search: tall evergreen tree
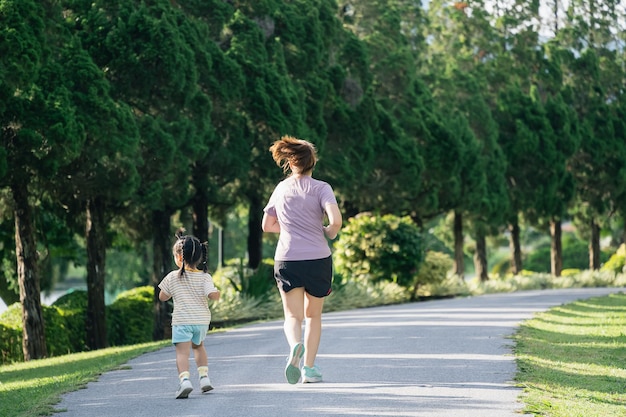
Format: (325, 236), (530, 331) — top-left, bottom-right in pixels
(53, 42), (141, 349)
(423, 0), (508, 279)
(494, 85), (557, 274)
(1, 0), (84, 359)
(560, 0), (626, 268)
(224, 5), (309, 269)
(67, 0), (215, 339)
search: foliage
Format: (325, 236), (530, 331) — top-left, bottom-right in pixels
(334, 214), (424, 288)
(413, 251), (454, 297)
(324, 278), (410, 312)
(52, 291), (88, 352)
(107, 286), (154, 346)
(601, 244), (626, 274)
(213, 258), (277, 300)
(41, 305), (73, 357)
(495, 232), (612, 274)
(0, 316), (21, 364)
(0, 303), (74, 363)
(417, 274), (471, 299)
(210, 261), (282, 325)
(209, 291), (282, 326)
(467, 270), (626, 296)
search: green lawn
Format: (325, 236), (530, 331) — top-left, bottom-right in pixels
(0, 341), (168, 417)
(515, 292), (626, 416)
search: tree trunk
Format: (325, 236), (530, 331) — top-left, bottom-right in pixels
(247, 194), (263, 269)
(473, 229), (489, 282)
(453, 211), (464, 278)
(12, 183), (48, 360)
(509, 219), (523, 275)
(550, 218), (563, 277)
(589, 219), (601, 270)
(85, 197), (108, 350)
(192, 168), (210, 244)
(152, 210), (173, 341)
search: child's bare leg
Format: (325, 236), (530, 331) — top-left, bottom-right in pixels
(175, 341), (191, 375)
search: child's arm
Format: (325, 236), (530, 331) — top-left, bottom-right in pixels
(206, 276), (220, 301)
(158, 289), (171, 302)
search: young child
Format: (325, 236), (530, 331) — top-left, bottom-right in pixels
(158, 229), (221, 399)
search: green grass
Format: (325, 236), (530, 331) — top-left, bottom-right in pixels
(515, 292), (626, 416)
(0, 341), (168, 417)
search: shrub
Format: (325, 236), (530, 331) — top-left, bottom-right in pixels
(0, 305), (22, 364)
(107, 286), (154, 346)
(0, 303), (73, 363)
(561, 268), (581, 276)
(213, 258), (276, 300)
(412, 251), (454, 297)
(324, 279), (409, 312)
(601, 244), (626, 274)
(42, 305), (72, 356)
(52, 290), (88, 352)
(334, 213), (424, 288)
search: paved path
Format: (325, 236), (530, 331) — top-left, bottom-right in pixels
(54, 287), (622, 417)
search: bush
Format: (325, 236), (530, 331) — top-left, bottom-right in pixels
(42, 305), (73, 356)
(107, 286), (154, 346)
(213, 258), (276, 300)
(334, 213), (424, 288)
(52, 291), (88, 352)
(0, 305), (22, 364)
(413, 251), (454, 297)
(0, 303), (73, 363)
(601, 244), (626, 274)
(324, 279), (410, 312)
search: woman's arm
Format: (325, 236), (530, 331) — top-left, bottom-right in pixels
(262, 212), (281, 233)
(324, 203), (342, 240)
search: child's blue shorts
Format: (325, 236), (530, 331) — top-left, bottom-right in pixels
(172, 324), (209, 345)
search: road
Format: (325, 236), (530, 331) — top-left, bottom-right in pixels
(54, 287), (622, 417)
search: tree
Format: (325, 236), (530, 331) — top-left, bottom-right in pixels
(542, 91), (580, 276)
(224, 5), (312, 269)
(53, 42), (141, 350)
(559, 0), (626, 268)
(422, 0), (508, 279)
(67, 0), (214, 339)
(1, 0), (85, 359)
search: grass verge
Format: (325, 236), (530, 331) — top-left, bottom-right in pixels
(515, 292), (626, 416)
(0, 341), (169, 417)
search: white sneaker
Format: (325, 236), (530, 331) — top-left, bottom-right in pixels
(200, 376), (213, 392)
(175, 379), (193, 399)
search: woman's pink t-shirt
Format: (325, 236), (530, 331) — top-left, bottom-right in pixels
(264, 175), (337, 261)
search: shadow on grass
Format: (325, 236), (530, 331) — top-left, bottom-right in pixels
(516, 293), (626, 406)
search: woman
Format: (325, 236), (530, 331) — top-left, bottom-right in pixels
(262, 135), (342, 384)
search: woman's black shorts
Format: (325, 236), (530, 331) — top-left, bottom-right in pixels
(273, 256), (333, 298)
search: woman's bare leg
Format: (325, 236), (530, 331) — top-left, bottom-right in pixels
(303, 293), (324, 368)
